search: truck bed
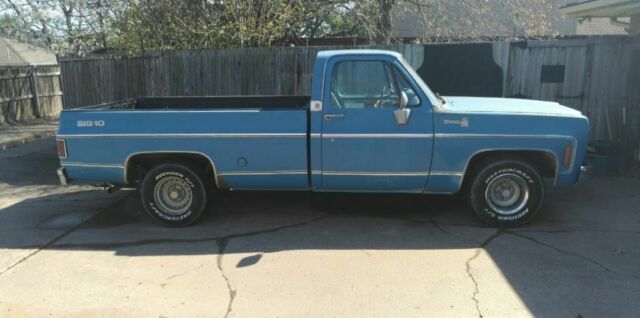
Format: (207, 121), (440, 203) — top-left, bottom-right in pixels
(58, 95), (312, 189)
(83, 96), (310, 110)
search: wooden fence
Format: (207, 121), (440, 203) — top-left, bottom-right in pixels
(505, 36), (640, 148)
(58, 37), (640, 161)
(0, 65), (63, 125)
(58, 45), (426, 108)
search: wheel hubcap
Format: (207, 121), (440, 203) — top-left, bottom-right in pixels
(153, 176), (193, 215)
(485, 173), (529, 215)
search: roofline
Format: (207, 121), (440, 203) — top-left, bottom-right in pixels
(560, 0), (640, 17)
(0, 38), (29, 65)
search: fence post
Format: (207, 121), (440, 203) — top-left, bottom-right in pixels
(28, 66), (41, 118)
(56, 62), (66, 110)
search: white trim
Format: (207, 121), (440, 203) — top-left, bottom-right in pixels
(322, 171), (428, 177)
(322, 134), (432, 139)
(459, 148), (562, 189)
(123, 151), (219, 187)
(66, 109), (262, 113)
(217, 170), (307, 176)
(434, 109), (587, 119)
(434, 133), (577, 174)
(434, 133), (575, 140)
(429, 171), (464, 177)
(57, 133), (306, 139)
(61, 162), (124, 169)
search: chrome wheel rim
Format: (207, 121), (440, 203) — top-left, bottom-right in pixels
(153, 176), (193, 215)
(485, 173), (529, 215)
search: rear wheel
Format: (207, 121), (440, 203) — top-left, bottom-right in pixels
(140, 163), (208, 227)
(468, 159), (544, 227)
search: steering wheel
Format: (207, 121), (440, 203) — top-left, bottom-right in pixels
(375, 86), (395, 108)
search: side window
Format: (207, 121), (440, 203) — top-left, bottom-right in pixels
(392, 67), (421, 107)
(331, 61), (399, 109)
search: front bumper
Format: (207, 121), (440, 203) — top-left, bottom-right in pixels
(57, 167), (69, 186)
(578, 164), (593, 184)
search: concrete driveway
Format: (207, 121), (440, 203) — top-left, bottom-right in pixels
(0, 138), (638, 317)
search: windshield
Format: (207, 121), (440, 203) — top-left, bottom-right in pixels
(399, 57), (442, 108)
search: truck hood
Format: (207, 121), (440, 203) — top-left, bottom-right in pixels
(441, 96), (584, 118)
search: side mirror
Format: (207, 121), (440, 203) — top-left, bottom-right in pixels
(399, 91), (409, 109)
(394, 91), (411, 125)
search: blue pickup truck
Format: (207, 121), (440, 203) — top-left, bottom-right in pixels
(56, 50), (590, 227)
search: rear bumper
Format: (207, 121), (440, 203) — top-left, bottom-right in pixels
(578, 164), (593, 184)
(57, 167), (69, 186)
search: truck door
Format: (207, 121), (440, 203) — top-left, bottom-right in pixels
(320, 55), (433, 192)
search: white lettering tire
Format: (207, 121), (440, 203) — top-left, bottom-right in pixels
(468, 159), (544, 227)
(140, 163), (207, 227)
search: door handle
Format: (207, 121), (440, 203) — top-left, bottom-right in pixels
(324, 114), (345, 120)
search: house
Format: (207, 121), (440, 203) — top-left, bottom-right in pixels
(560, 0), (640, 35)
(0, 38), (61, 123)
(391, 0), (629, 39)
(0, 37), (57, 66)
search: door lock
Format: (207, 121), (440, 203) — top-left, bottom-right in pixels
(324, 114), (345, 120)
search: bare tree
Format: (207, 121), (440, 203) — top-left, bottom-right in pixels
(0, 0), (118, 54)
(400, 0), (554, 42)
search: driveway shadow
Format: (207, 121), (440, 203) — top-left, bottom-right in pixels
(0, 138), (61, 187)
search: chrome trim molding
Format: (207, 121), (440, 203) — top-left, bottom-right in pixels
(67, 109), (262, 113)
(61, 162), (124, 168)
(435, 110), (587, 119)
(57, 133), (306, 139)
(310, 133), (321, 138)
(429, 171), (464, 177)
(434, 133), (574, 141)
(123, 151), (219, 187)
(322, 171), (428, 176)
(322, 134), (432, 139)
(314, 188), (426, 194)
(217, 170), (307, 176)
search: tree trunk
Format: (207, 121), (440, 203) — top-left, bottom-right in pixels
(375, 0), (395, 44)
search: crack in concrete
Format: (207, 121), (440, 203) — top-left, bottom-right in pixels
(217, 238), (236, 318)
(464, 230), (503, 318)
(0, 196), (128, 276)
(165, 263), (205, 281)
(506, 231), (640, 282)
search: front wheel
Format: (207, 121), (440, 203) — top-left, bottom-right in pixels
(468, 159), (544, 227)
(140, 163), (208, 227)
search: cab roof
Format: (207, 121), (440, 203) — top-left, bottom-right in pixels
(316, 49), (403, 60)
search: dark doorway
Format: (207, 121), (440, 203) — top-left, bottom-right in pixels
(416, 43), (504, 97)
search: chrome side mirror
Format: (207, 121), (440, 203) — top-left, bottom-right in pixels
(394, 91), (411, 125)
(394, 108), (411, 125)
(399, 91), (409, 109)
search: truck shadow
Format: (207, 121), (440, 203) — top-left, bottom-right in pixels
(0, 180), (638, 317)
